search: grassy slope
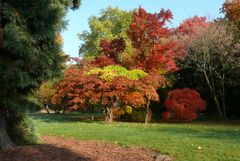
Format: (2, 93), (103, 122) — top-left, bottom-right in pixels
(31, 113), (240, 161)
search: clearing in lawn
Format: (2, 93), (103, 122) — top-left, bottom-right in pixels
(29, 113), (240, 161)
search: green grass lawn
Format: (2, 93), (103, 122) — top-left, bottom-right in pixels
(31, 113), (240, 161)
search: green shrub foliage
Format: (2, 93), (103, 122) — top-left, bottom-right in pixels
(6, 113), (39, 145)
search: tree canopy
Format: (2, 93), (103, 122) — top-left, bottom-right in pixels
(79, 7), (133, 58)
(54, 7), (183, 123)
(0, 0), (80, 151)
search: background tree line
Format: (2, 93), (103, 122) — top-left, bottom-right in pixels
(43, 1), (240, 122)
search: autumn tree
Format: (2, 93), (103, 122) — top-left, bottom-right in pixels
(222, 0), (240, 53)
(36, 81), (56, 113)
(74, 7), (181, 124)
(0, 0), (80, 150)
(80, 7), (181, 73)
(175, 16), (211, 39)
(183, 21), (240, 118)
(53, 63), (164, 123)
(125, 8), (183, 122)
(127, 7), (180, 72)
(223, 0), (240, 25)
(171, 15), (210, 113)
(162, 88), (205, 122)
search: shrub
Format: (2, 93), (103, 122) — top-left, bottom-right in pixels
(112, 108), (125, 118)
(131, 108), (149, 122)
(7, 112), (39, 145)
(124, 106), (133, 114)
(162, 88), (205, 122)
(131, 110), (145, 122)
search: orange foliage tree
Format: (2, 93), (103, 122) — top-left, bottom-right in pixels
(53, 7), (184, 124)
(223, 0), (240, 24)
(53, 63), (164, 123)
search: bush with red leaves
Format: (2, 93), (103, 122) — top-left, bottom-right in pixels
(162, 88), (205, 122)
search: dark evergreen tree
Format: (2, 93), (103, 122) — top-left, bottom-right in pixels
(0, 0), (80, 150)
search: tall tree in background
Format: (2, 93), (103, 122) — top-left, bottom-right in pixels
(183, 22), (240, 118)
(127, 7), (181, 72)
(79, 7), (181, 72)
(0, 0), (80, 151)
(79, 7), (133, 58)
(126, 8), (182, 122)
(223, 0), (240, 25)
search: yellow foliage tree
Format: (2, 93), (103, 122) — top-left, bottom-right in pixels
(223, 0), (240, 23)
(36, 81), (56, 105)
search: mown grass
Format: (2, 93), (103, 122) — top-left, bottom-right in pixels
(31, 113), (240, 161)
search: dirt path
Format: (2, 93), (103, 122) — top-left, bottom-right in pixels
(0, 136), (171, 161)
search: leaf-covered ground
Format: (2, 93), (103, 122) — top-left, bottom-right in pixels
(0, 136), (160, 161)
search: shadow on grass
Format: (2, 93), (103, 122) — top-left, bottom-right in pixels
(0, 143), (91, 161)
(30, 113), (105, 123)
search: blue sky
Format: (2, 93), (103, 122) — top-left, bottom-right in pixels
(62, 0), (225, 58)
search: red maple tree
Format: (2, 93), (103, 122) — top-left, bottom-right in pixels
(162, 88), (206, 122)
(100, 38), (126, 59)
(174, 15), (211, 58)
(176, 16), (211, 37)
(89, 38), (126, 68)
(127, 7), (179, 72)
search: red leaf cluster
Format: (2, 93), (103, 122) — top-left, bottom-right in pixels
(100, 38), (126, 59)
(176, 16), (211, 37)
(128, 7), (172, 49)
(162, 88), (206, 122)
(91, 55), (116, 68)
(90, 38), (126, 67)
(173, 16), (211, 59)
(127, 7), (178, 72)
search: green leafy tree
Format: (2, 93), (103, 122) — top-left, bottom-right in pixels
(0, 0), (80, 150)
(79, 7), (134, 59)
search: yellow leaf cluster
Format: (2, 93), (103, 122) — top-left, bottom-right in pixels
(224, 0), (240, 23)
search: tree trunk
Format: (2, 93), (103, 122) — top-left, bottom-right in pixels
(145, 107), (149, 124)
(62, 106), (66, 114)
(46, 108), (50, 114)
(203, 71), (224, 117)
(0, 107), (15, 151)
(45, 105), (50, 114)
(91, 106), (94, 121)
(221, 76), (226, 118)
(105, 107), (113, 123)
(145, 95), (151, 124)
(91, 114), (94, 121)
